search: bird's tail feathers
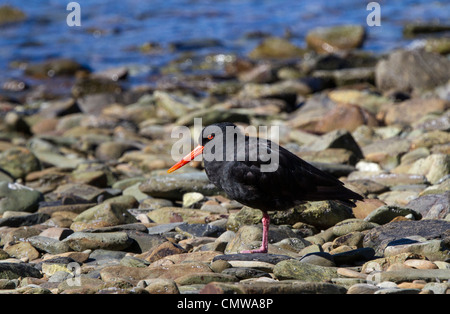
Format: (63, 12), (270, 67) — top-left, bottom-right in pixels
(315, 185), (363, 208)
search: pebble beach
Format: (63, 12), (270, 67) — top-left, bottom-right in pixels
(0, 2), (449, 295)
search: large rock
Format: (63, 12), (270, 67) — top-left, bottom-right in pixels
(363, 220), (450, 255)
(332, 219), (379, 237)
(384, 98), (449, 126)
(139, 172), (221, 200)
(403, 23), (450, 37)
(125, 231), (168, 254)
(0, 5), (26, 25)
(347, 172), (427, 187)
(273, 259), (339, 282)
(99, 262), (212, 283)
(293, 201), (355, 230)
(226, 207), (263, 232)
(363, 205), (422, 225)
(63, 232), (133, 251)
(70, 199), (137, 231)
(71, 77), (120, 98)
(411, 130), (450, 150)
(0, 263), (42, 280)
(306, 25), (365, 53)
(4, 242), (40, 261)
(27, 236), (71, 254)
(327, 89), (389, 115)
(248, 37), (305, 59)
(25, 58), (88, 78)
(154, 90), (200, 119)
(362, 137), (411, 167)
(288, 93), (336, 131)
(313, 103), (377, 133)
(147, 207), (212, 224)
(224, 225), (305, 254)
(379, 269), (450, 283)
(304, 129), (363, 159)
(375, 49), (450, 92)
(175, 272), (238, 286)
(313, 67), (375, 87)
(238, 79), (318, 100)
(138, 278), (180, 294)
(51, 183), (107, 203)
(407, 154), (450, 184)
(0, 147), (40, 179)
(202, 280), (347, 294)
(0, 212), (49, 227)
(383, 239), (449, 261)
(0, 182), (44, 214)
(406, 192), (450, 220)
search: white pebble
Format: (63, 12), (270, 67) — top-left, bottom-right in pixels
(377, 281), (398, 289)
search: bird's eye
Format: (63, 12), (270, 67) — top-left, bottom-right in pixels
(207, 134), (214, 140)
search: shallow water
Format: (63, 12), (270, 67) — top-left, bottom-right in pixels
(1, 0), (448, 83)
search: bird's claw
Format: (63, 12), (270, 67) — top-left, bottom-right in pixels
(240, 248), (268, 254)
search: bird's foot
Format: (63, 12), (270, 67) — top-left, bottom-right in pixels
(240, 247), (267, 254)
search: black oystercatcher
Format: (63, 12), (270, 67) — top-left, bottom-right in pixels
(168, 122), (363, 253)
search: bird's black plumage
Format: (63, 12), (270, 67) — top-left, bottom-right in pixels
(200, 122), (363, 212)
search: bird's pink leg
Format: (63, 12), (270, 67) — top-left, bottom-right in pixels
(241, 212), (270, 254)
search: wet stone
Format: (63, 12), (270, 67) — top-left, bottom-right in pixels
(174, 272), (238, 286)
(273, 259), (339, 282)
(124, 230), (167, 253)
(4, 242), (40, 261)
(63, 232), (133, 252)
(146, 207), (213, 224)
(306, 24), (366, 53)
(136, 241), (185, 263)
(139, 173), (222, 200)
(299, 252), (336, 267)
(27, 236), (71, 254)
(363, 220), (450, 256)
(88, 249), (127, 264)
(363, 205), (422, 225)
(331, 247), (376, 266)
(0, 182), (44, 214)
(375, 49), (450, 92)
(347, 283), (380, 294)
(0, 212), (50, 227)
(379, 269), (450, 283)
(137, 278), (179, 294)
(0, 5), (26, 25)
(70, 202), (137, 231)
(0, 263), (42, 280)
(406, 192), (450, 220)
(0, 147), (40, 179)
(248, 37), (306, 59)
(51, 183), (108, 203)
(332, 219), (379, 237)
(222, 267), (271, 280)
(147, 222), (186, 235)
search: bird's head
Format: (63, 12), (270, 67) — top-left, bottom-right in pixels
(167, 122), (240, 173)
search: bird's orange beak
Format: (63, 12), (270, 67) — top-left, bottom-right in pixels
(167, 144), (204, 173)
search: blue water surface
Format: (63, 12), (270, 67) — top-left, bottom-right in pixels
(0, 0), (449, 82)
